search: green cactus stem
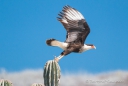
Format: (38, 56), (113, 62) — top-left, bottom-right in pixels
(43, 60), (61, 86)
(0, 79), (13, 86)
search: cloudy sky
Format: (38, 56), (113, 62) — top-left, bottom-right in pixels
(0, 0), (128, 73)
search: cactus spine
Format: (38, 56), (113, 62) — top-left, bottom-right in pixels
(43, 60), (61, 86)
(0, 79), (13, 86)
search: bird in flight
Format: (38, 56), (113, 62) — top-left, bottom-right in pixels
(46, 5), (96, 62)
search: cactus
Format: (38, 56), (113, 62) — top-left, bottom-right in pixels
(43, 60), (61, 86)
(0, 79), (13, 86)
(31, 83), (44, 86)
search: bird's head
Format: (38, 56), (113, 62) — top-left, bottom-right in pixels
(86, 44), (96, 50)
(81, 44), (96, 53)
(91, 45), (96, 49)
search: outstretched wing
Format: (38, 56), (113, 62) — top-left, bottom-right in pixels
(57, 5), (90, 45)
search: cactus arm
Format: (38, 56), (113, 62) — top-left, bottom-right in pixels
(43, 60), (61, 86)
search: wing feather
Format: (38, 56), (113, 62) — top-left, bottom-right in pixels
(57, 5), (90, 44)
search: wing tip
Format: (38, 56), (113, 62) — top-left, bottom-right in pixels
(62, 5), (84, 20)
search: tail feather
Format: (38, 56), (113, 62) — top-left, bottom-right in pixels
(46, 39), (56, 46)
(46, 39), (68, 50)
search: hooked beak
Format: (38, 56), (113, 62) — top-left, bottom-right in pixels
(92, 45), (96, 49)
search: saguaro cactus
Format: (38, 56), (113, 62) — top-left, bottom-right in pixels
(0, 79), (13, 86)
(43, 60), (61, 86)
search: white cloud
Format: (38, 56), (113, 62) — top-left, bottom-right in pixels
(0, 69), (128, 86)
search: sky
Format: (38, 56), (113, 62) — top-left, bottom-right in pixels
(0, 0), (128, 73)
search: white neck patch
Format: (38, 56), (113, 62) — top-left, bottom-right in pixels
(79, 44), (92, 53)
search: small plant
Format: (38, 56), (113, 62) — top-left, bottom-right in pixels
(43, 60), (61, 86)
(0, 79), (13, 86)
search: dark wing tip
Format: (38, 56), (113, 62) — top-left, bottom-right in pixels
(57, 17), (61, 20)
(57, 11), (64, 20)
(63, 5), (72, 10)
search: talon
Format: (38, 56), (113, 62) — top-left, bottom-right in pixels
(54, 57), (59, 62)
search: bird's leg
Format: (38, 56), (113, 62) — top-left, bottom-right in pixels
(54, 55), (64, 62)
(54, 50), (72, 62)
